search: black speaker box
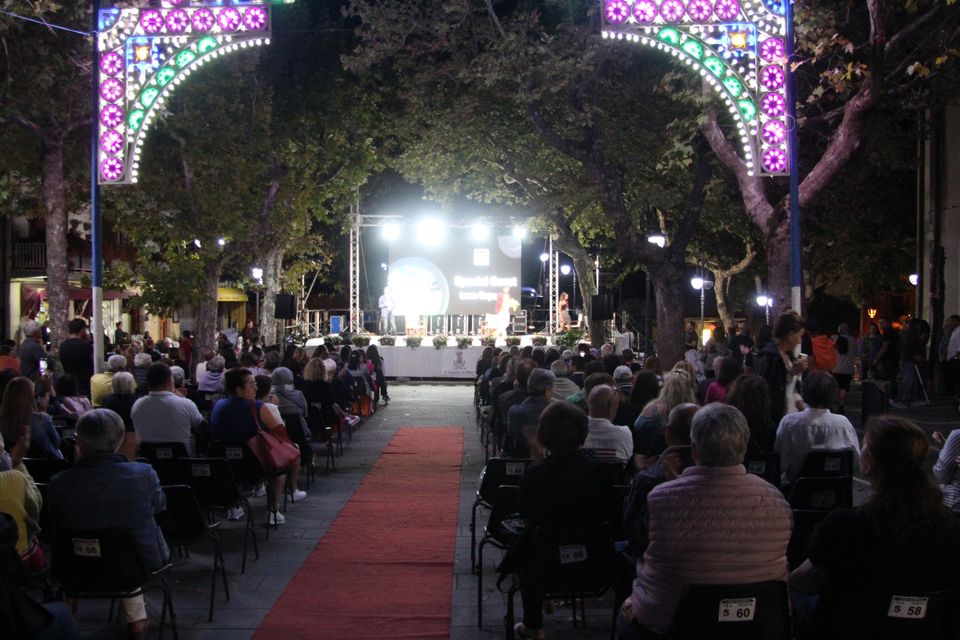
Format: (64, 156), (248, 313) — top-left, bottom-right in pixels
(274, 294), (296, 319)
(590, 294), (614, 321)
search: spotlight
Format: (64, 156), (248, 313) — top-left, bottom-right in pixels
(908, 274), (919, 286)
(691, 277), (704, 290)
(560, 264), (572, 276)
(251, 267), (263, 283)
(217, 237), (226, 246)
(512, 225), (528, 239)
(471, 223), (490, 241)
(756, 295), (769, 307)
(382, 224), (400, 242)
(417, 218), (445, 246)
(539, 253), (550, 263)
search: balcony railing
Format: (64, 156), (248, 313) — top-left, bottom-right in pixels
(12, 242), (91, 272)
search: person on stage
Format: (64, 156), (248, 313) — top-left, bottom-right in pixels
(378, 286), (396, 335)
(495, 286), (518, 337)
(558, 292), (571, 331)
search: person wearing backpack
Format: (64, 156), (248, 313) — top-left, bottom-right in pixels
(831, 324), (858, 415)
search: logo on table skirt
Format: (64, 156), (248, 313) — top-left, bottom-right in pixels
(453, 351), (466, 369)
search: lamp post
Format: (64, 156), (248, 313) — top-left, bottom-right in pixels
(756, 294), (773, 325)
(251, 267), (263, 329)
(691, 276), (714, 347)
(560, 263), (575, 309)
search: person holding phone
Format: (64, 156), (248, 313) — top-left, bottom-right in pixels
(16, 320), (46, 383)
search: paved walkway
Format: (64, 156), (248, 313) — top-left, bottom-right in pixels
(72, 381), (959, 639)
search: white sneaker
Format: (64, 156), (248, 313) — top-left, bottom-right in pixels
(254, 483), (267, 498)
(292, 489), (307, 502)
(889, 400), (908, 409)
(267, 510), (286, 526)
(227, 506), (246, 521)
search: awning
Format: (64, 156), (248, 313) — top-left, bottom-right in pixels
(217, 287), (248, 303)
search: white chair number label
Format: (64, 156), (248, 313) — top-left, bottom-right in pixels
(505, 463), (525, 477)
(157, 448), (173, 459)
(824, 458), (841, 472)
(558, 544), (588, 565)
(810, 491), (836, 509)
(192, 463), (212, 477)
(888, 596), (928, 619)
(718, 598), (756, 622)
(747, 461), (766, 474)
(226, 448), (243, 460)
(73, 538), (102, 558)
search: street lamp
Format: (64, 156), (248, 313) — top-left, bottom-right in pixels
(251, 267), (263, 329)
(560, 264), (577, 309)
(756, 294), (774, 325)
(691, 276), (714, 347)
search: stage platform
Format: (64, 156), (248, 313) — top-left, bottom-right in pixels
(304, 335), (555, 379)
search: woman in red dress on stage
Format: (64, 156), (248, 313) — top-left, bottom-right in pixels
(558, 292), (571, 331)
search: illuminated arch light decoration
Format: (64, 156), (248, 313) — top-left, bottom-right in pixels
(96, 1), (287, 184)
(601, 0), (790, 176)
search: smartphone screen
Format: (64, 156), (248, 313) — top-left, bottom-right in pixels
(39, 358), (48, 375)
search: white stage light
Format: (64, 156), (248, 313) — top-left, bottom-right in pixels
(382, 224), (401, 242)
(417, 218), (446, 246)
(691, 276), (704, 290)
(512, 225), (528, 239)
(909, 273), (919, 286)
(471, 223), (490, 240)
(560, 264), (572, 276)
(539, 252), (550, 263)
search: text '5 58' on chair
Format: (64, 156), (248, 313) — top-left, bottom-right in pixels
(52, 527), (178, 639)
(826, 588), (960, 640)
(667, 580), (790, 640)
(472, 458), (531, 575)
(155, 484), (229, 622)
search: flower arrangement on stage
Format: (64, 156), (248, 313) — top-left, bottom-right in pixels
(531, 335), (548, 346)
(555, 327), (585, 349)
(505, 337), (521, 347)
(480, 336), (497, 348)
(326, 335), (343, 346)
(378, 336), (396, 346)
(352, 335), (371, 347)
(406, 336), (422, 348)
(433, 335), (449, 349)
(457, 337), (473, 349)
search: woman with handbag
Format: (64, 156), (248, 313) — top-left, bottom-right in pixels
(210, 368), (305, 526)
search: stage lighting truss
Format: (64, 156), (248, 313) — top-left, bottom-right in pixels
(601, 0), (789, 177)
(96, 0), (286, 185)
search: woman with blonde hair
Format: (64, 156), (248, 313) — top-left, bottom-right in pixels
(632, 370), (697, 461)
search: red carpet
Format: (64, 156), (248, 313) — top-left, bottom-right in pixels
(254, 427), (464, 639)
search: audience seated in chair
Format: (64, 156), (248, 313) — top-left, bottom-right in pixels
(90, 354), (127, 408)
(46, 408), (168, 638)
(0, 391), (43, 569)
(632, 370), (696, 462)
(583, 384), (634, 466)
(619, 403), (792, 639)
(28, 380), (62, 460)
(505, 369), (555, 460)
(504, 400), (612, 640)
(132, 362), (204, 456)
(790, 415), (960, 639)
(774, 370), (860, 487)
(492, 362), (532, 454)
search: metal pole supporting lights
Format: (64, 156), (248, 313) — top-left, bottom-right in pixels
(251, 267), (264, 328)
(756, 294), (773, 325)
(691, 275), (713, 347)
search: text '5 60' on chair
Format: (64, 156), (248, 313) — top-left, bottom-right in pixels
(155, 485), (229, 622)
(503, 523), (617, 639)
(52, 528), (178, 639)
(477, 484), (522, 628)
(472, 458), (531, 575)
(667, 580), (790, 640)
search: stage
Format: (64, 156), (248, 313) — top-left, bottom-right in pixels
(304, 335), (555, 379)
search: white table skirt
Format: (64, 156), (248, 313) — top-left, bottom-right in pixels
(379, 345), (481, 379)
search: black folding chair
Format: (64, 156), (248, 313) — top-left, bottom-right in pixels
(281, 414), (313, 489)
(471, 458), (531, 574)
(155, 485), (229, 622)
(139, 441), (189, 463)
(823, 588), (960, 640)
(165, 458), (259, 573)
(307, 401), (336, 473)
(745, 451), (782, 491)
(797, 449), (855, 478)
(205, 441), (289, 536)
(788, 476), (853, 511)
(503, 523), (617, 639)
(51, 527), (178, 639)
(477, 484), (522, 627)
(667, 580), (791, 640)
(787, 509), (829, 570)
(22, 457), (71, 484)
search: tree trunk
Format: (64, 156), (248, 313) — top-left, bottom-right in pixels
(652, 271), (685, 369)
(713, 273), (735, 334)
(194, 260), (222, 360)
(259, 248), (285, 346)
(766, 216), (793, 313)
(572, 253), (600, 345)
(42, 133), (68, 347)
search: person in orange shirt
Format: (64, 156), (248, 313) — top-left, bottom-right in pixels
(0, 341), (20, 374)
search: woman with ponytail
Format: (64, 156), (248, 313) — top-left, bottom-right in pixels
(790, 415), (960, 638)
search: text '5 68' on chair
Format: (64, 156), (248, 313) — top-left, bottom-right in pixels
(155, 485), (229, 622)
(472, 458), (531, 575)
(52, 527), (178, 639)
(667, 580), (790, 640)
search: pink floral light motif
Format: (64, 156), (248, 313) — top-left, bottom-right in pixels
(100, 78), (124, 103)
(761, 120), (786, 145)
(686, 0), (713, 21)
(604, 0), (630, 24)
(165, 9), (190, 34)
(217, 7), (242, 31)
(761, 38), (784, 62)
(100, 158), (125, 182)
(192, 8), (215, 32)
(714, 0), (740, 20)
(761, 92), (785, 117)
(762, 148), (787, 173)
(660, 0), (685, 21)
(761, 65), (785, 90)
(243, 6), (268, 31)
(633, 0), (658, 22)
(140, 9), (164, 34)
(100, 51), (123, 77)
(100, 105), (124, 129)
(100, 130), (125, 156)
(160, 0), (184, 7)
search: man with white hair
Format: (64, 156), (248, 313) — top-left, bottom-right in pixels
(584, 385), (633, 465)
(90, 354), (128, 407)
(550, 359), (580, 399)
(17, 319), (46, 382)
(619, 403), (792, 638)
